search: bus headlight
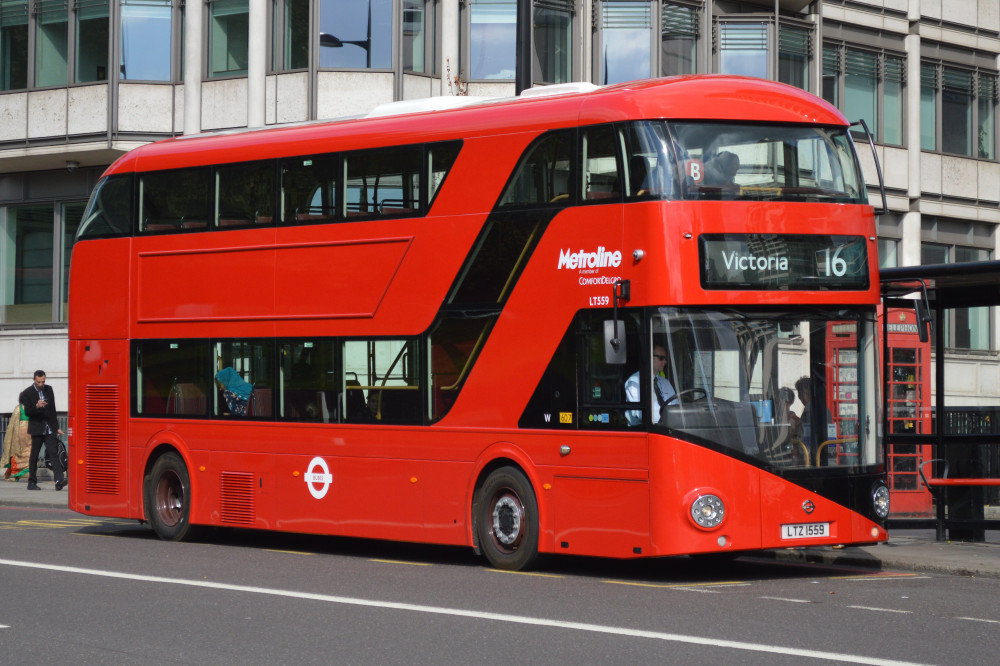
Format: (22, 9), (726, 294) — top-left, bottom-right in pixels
(872, 483), (890, 519)
(690, 494), (726, 529)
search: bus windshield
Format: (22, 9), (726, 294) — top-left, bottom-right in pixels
(627, 121), (867, 204)
(649, 307), (880, 470)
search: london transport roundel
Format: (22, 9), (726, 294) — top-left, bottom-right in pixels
(305, 456), (333, 499)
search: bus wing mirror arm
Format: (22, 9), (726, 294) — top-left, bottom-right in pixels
(604, 279), (631, 364)
(915, 280), (933, 344)
(851, 119), (887, 216)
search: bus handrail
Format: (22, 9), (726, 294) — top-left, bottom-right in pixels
(918, 458), (1000, 487)
(815, 437), (858, 467)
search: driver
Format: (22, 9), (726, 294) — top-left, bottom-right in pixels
(625, 344), (678, 426)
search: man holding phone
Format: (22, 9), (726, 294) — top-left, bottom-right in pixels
(18, 370), (66, 491)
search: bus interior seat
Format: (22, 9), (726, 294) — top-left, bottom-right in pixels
(345, 379), (366, 419)
(629, 155), (650, 195)
(167, 382), (207, 416)
(378, 389), (422, 423)
(218, 217), (252, 227)
(145, 219), (181, 232)
(380, 199), (415, 215)
(248, 388), (273, 417)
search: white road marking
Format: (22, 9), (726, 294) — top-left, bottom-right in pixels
(847, 605), (913, 614)
(0, 558), (928, 666)
(760, 596), (811, 603)
(955, 616), (1000, 625)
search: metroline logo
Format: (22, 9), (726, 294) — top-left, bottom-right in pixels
(557, 246), (622, 270)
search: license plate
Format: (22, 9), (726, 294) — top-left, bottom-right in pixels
(780, 522), (830, 539)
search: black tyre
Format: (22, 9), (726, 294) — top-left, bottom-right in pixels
(476, 466), (539, 571)
(144, 452), (198, 541)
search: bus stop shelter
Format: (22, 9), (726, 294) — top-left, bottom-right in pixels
(881, 261), (1000, 540)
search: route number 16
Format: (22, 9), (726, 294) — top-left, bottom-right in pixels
(819, 246), (848, 277)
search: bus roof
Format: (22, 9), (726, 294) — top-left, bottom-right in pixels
(105, 75), (849, 176)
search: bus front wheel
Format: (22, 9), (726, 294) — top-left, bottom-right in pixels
(144, 452), (198, 541)
(476, 466), (539, 571)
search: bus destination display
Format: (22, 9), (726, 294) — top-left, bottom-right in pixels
(700, 234), (869, 290)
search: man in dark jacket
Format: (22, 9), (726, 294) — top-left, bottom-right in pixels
(18, 370), (66, 491)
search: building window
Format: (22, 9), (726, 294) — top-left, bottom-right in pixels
(824, 43), (905, 146)
(1, 0), (29, 90)
(596, 2), (700, 85)
(0, 202), (80, 325)
(922, 62), (998, 159)
(979, 74), (997, 160)
(877, 238), (897, 269)
(276, 0), (309, 70)
(60, 202), (83, 321)
(920, 63), (936, 150)
(75, 0), (108, 82)
(921, 242), (991, 350)
(942, 67), (973, 156)
(120, 0), (172, 80)
(468, 0), (515, 80)
(3, 205), (53, 324)
(35, 0), (68, 87)
(883, 56), (904, 145)
(844, 49), (877, 141)
(404, 0), (436, 75)
(319, 0), (392, 69)
(660, 1), (696, 77)
(822, 45), (839, 107)
(533, 0), (572, 84)
(600, 1), (651, 84)
(718, 20), (767, 79)
(778, 24), (809, 90)
(209, 0), (248, 78)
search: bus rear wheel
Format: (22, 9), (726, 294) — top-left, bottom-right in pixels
(144, 452), (198, 541)
(476, 466), (539, 571)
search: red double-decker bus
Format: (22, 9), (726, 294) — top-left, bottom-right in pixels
(69, 75), (889, 570)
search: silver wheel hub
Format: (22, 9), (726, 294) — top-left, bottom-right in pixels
(492, 496), (521, 545)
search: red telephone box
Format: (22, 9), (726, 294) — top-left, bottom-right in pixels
(824, 308), (933, 516)
(882, 307), (933, 516)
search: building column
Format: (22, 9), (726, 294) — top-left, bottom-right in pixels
(440, 0), (460, 95)
(248, 0), (267, 127)
(901, 30), (922, 267)
(183, 1), (203, 134)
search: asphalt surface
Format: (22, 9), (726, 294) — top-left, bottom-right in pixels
(4, 474), (999, 578)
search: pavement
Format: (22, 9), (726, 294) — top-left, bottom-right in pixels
(3, 475), (999, 578)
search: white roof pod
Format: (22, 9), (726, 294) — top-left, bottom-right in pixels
(518, 81), (601, 99)
(365, 96), (498, 118)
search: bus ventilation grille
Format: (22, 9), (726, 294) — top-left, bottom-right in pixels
(85, 385), (121, 495)
(220, 472), (255, 525)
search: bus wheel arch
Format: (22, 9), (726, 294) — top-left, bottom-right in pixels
(143, 446), (200, 541)
(473, 461), (540, 571)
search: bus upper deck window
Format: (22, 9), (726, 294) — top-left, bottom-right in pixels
(622, 121), (678, 200)
(669, 122), (867, 204)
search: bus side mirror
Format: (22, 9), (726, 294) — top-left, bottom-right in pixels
(604, 320), (627, 364)
(915, 298), (931, 344)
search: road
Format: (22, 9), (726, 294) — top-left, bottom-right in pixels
(1, 505), (997, 665)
